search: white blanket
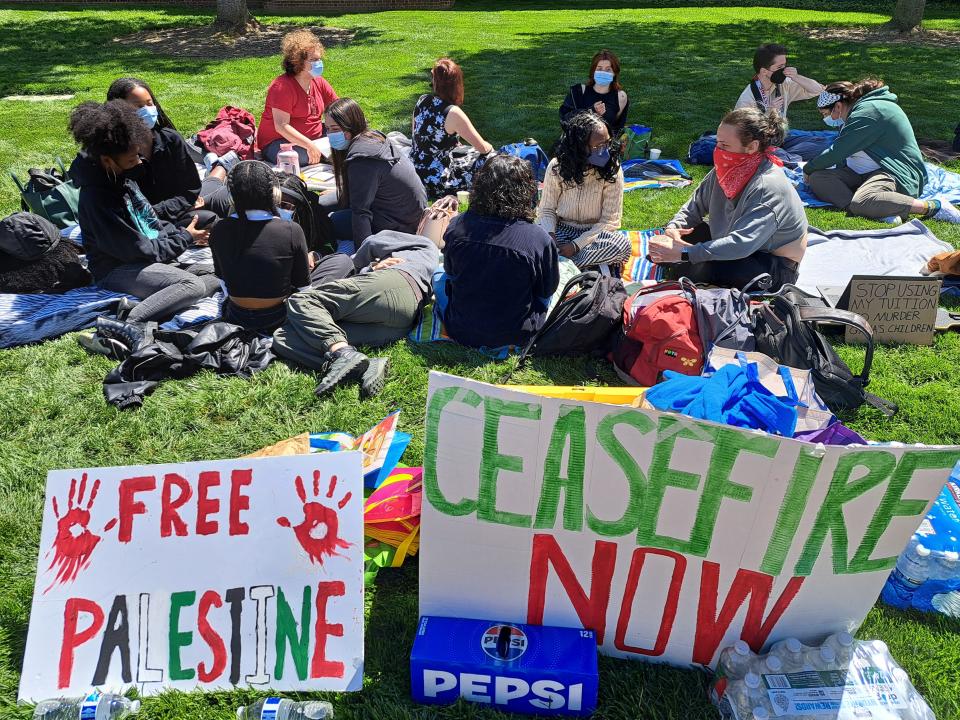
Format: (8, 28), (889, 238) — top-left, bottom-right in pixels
(795, 219), (952, 294)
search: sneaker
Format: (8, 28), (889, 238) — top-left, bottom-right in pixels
(879, 215), (903, 225)
(77, 330), (128, 360)
(203, 152), (218, 172)
(314, 346), (369, 397)
(360, 357), (390, 399)
(933, 199), (960, 224)
(215, 150), (240, 174)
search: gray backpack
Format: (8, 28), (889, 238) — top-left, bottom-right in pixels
(689, 274), (772, 355)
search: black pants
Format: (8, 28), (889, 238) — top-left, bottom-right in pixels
(222, 300), (287, 333)
(662, 223), (799, 290)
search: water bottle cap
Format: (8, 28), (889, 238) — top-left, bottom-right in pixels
(280, 143), (294, 152)
(916, 544), (931, 557)
(733, 639), (751, 656)
(784, 638), (802, 653)
(745, 671), (761, 688)
(130, 700), (141, 714)
(944, 551), (960, 562)
(820, 645), (836, 662)
(834, 631), (854, 647)
(765, 654), (783, 672)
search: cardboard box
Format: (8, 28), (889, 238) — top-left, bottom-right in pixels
(410, 616), (598, 716)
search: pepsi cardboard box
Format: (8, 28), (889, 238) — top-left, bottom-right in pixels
(410, 616), (598, 716)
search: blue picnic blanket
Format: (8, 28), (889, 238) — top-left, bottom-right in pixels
(0, 287), (130, 349)
(787, 162), (960, 208)
(622, 158), (692, 191)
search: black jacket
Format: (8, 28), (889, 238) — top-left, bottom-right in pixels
(345, 133), (427, 244)
(139, 127), (204, 223)
(70, 152), (192, 280)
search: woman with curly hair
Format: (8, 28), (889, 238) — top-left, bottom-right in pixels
(439, 154), (559, 349)
(411, 57), (494, 199)
(538, 111), (628, 272)
(258, 29), (339, 166)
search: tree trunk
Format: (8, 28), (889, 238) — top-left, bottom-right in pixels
(214, 0), (261, 34)
(890, 0), (926, 32)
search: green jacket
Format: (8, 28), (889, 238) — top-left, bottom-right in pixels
(804, 86), (927, 197)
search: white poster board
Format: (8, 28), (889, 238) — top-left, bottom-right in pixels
(419, 372), (960, 668)
(19, 453), (364, 701)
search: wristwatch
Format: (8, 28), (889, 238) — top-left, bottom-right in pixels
(680, 248), (689, 262)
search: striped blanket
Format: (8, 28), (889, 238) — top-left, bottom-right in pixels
(0, 287), (129, 349)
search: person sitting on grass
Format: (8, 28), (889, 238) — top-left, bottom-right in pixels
(271, 210), (446, 398)
(107, 77), (233, 225)
(411, 57), (494, 199)
(804, 79), (959, 224)
(257, 29), (339, 167)
(324, 97), (428, 255)
(537, 111), (629, 273)
(735, 43), (823, 120)
(648, 107), (807, 290)
(439, 154), (559, 350)
(559, 49), (630, 137)
(208, 161), (312, 333)
(69, 100), (216, 355)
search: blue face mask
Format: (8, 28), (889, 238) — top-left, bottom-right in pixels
(823, 115), (844, 129)
(593, 70), (615, 86)
(137, 105), (159, 130)
(310, 60), (324, 77)
(588, 147), (611, 167)
(328, 131), (349, 151)
(278, 207), (294, 221)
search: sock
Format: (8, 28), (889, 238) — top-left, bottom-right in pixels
(922, 199), (942, 217)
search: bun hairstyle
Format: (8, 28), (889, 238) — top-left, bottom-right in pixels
(821, 78), (885, 108)
(721, 107), (788, 151)
(68, 99), (152, 159)
(228, 160), (281, 218)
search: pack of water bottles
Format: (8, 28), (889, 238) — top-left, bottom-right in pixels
(32, 691), (140, 720)
(709, 634), (935, 720)
(881, 466), (960, 617)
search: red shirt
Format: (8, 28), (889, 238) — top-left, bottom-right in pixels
(257, 74), (339, 148)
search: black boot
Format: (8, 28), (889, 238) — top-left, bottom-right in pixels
(96, 317), (152, 356)
(359, 357), (390, 399)
(114, 297), (140, 322)
(314, 345), (369, 397)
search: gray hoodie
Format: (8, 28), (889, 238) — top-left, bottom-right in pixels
(352, 230), (440, 295)
(345, 133), (428, 244)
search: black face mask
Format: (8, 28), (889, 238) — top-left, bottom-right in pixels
(123, 162), (146, 181)
(770, 68), (787, 85)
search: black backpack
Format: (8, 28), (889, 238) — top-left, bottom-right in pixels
(751, 285), (897, 416)
(516, 271), (627, 368)
(278, 174), (330, 254)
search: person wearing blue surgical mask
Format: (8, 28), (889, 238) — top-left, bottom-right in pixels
(537, 111), (629, 272)
(107, 77), (231, 231)
(559, 49), (630, 137)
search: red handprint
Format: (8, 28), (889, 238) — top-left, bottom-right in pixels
(45, 473), (114, 593)
(277, 470), (353, 566)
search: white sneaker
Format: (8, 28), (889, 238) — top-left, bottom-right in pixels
(933, 199), (960, 224)
(880, 215), (903, 225)
(215, 150), (240, 173)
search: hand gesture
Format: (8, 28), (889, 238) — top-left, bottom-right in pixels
(593, 100), (606, 115)
(193, 195), (205, 209)
(306, 142), (322, 166)
(782, 67), (798, 79)
(185, 215), (210, 246)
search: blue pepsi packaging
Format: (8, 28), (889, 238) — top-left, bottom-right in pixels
(410, 616), (598, 716)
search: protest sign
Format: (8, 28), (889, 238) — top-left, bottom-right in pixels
(844, 276), (941, 345)
(19, 453), (364, 701)
(419, 372), (960, 668)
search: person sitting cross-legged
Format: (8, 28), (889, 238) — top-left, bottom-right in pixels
(272, 221), (442, 398)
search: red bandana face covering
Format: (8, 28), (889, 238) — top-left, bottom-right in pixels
(713, 147), (783, 199)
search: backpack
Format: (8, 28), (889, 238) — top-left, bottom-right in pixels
(751, 285), (897, 416)
(516, 271), (627, 366)
(688, 132), (718, 165)
(499, 139), (550, 182)
(10, 159), (81, 229)
(196, 106), (257, 160)
(277, 173), (330, 253)
(609, 281), (704, 386)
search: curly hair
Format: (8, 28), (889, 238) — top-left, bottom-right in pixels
(282, 30), (324, 76)
(469, 154), (537, 223)
(106, 77), (176, 131)
(228, 160), (282, 217)
(68, 100), (152, 159)
(553, 110), (620, 186)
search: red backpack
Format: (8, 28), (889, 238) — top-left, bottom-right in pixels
(609, 281), (704, 386)
(196, 106), (258, 160)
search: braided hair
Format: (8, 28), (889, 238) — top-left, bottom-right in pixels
(552, 110), (621, 186)
(228, 160), (281, 218)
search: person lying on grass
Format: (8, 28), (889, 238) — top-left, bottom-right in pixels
(804, 78), (960, 224)
(648, 107), (807, 291)
(107, 76), (233, 227)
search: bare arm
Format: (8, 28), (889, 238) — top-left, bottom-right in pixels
(271, 108), (322, 163)
(444, 106), (493, 154)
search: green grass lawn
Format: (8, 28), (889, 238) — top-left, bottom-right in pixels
(2, 1), (960, 718)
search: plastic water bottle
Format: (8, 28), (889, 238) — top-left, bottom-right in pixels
(751, 708), (770, 720)
(750, 653), (783, 676)
(236, 698), (333, 720)
(33, 692), (140, 719)
(824, 631), (856, 667)
(931, 550), (960, 580)
(277, 144), (301, 176)
(931, 590), (960, 617)
(718, 639), (756, 680)
(769, 637), (805, 672)
(727, 672), (771, 719)
(803, 644), (836, 671)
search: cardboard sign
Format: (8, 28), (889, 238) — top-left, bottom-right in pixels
(19, 453), (365, 701)
(843, 276), (941, 345)
(418, 372), (960, 668)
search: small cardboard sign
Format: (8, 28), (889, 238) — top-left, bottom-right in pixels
(19, 453), (365, 701)
(843, 276), (941, 345)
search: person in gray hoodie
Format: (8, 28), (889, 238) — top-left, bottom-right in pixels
(272, 227), (440, 398)
(324, 97), (428, 253)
